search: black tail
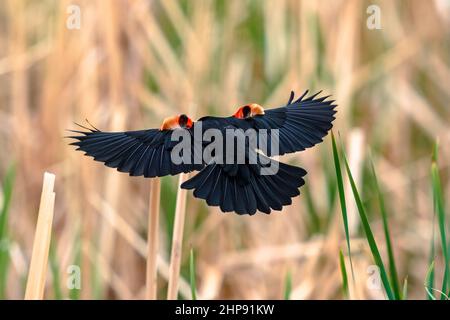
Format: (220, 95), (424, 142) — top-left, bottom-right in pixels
(181, 159), (307, 215)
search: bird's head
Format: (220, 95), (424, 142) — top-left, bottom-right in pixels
(232, 103), (265, 119)
(160, 114), (193, 130)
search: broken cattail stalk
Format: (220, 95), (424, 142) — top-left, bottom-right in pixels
(24, 172), (56, 300)
(145, 178), (161, 300)
(167, 173), (189, 300)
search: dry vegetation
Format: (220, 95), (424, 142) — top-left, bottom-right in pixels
(0, 0), (449, 299)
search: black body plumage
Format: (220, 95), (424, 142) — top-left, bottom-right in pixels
(68, 90), (337, 215)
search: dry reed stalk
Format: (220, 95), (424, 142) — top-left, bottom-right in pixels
(24, 172), (56, 300)
(167, 173), (189, 300)
(97, 0), (128, 295)
(145, 178), (161, 299)
(91, 195), (193, 299)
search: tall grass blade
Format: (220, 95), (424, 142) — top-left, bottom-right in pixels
(321, 149), (338, 227)
(341, 145), (394, 300)
(0, 165), (15, 299)
(402, 277), (408, 300)
(331, 132), (355, 282)
(430, 142), (449, 299)
(49, 242), (63, 300)
(427, 215), (436, 299)
(284, 270), (292, 300)
(189, 248), (197, 300)
(304, 186), (321, 234)
(369, 157), (401, 299)
(425, 261), (436, 300)
(339, 249), (349, 299)
(432, 141), (438, 163)
(69, 234), (81, 300)
(161, 176), (177, 249)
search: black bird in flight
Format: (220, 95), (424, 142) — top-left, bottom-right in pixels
(69, 90), (337, 215)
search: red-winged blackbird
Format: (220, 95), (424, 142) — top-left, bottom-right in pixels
(69, 90), (337, 215)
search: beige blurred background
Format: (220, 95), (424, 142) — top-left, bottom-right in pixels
(0, 0), (449, 299)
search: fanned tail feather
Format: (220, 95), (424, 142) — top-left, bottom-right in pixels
(181, 159), (307, 215)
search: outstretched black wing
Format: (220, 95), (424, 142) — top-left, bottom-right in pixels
(249, 90), (337, 156)
(68, 124), (203, 177)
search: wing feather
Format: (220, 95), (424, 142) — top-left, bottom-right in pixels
(69, 126), (200, 177)
(251, 90), (337, 156)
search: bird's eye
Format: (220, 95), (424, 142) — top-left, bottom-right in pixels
(242, 105), (251, 118)
(178, 114), (188, 127)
